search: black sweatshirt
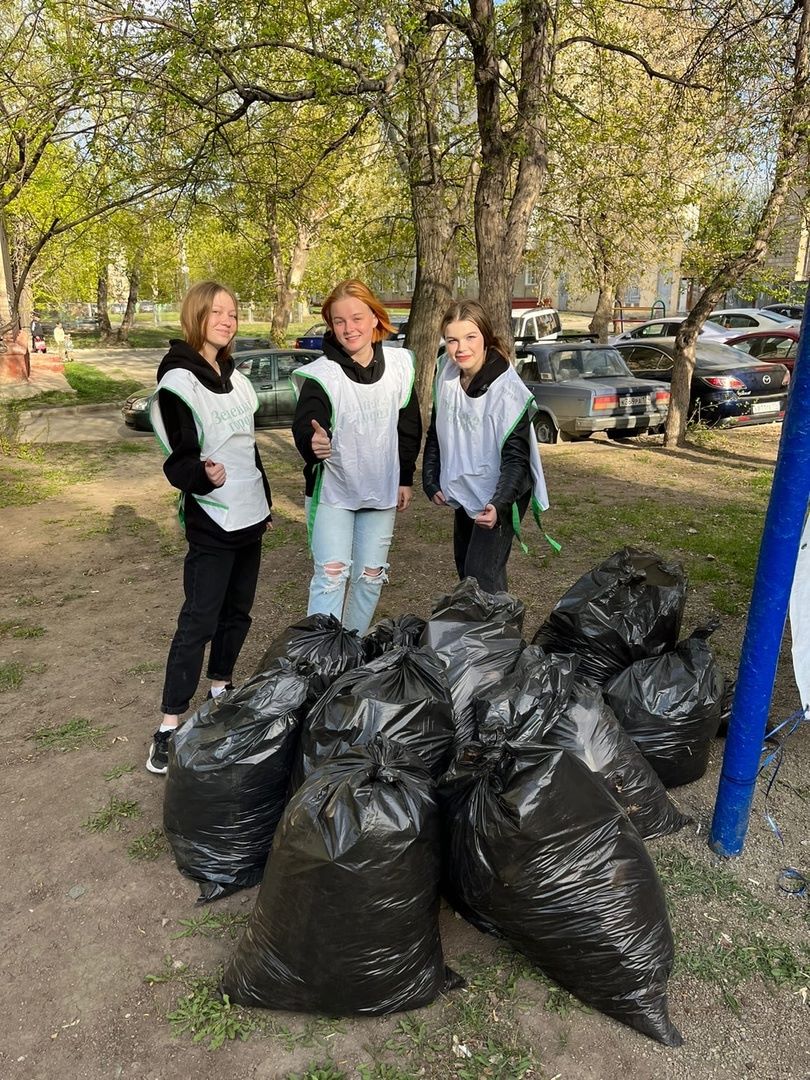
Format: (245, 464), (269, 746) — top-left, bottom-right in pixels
(291, 332), (423, 497)
(155, 339), (272, 549)
(421, 350), (532, 525)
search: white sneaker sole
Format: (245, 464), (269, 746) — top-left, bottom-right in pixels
(145, 744), (168, 775)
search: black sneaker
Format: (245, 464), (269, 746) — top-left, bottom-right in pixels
(146, 728), (173, 775)
(206, 682), (234, 700)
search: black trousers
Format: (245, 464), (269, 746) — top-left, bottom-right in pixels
(161, 539), (262, 714)
(453, 491), (530, 594)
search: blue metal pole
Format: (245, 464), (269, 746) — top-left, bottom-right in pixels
(709, 294), (810, 857)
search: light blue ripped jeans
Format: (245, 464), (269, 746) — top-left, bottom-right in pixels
(305, 499), (397, 634)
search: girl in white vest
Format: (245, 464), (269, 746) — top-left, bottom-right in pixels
(146, 282), (272, 775)
(422, 299), (548, 593)
(292, 279), (422, 633)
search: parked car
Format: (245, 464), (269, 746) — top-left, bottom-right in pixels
(762, 303), (805, 320)
(233, 336), (277, 352)
(709, 308), (801, 331)
(724, 328), (800, 373)
(294, 315), (409, 351)
(515, 342), (670, 443)
(512, 307), (562, 354)
(610, 315), (731, 345)
(613, 340), (790, 427)
(122, 348), (321, 432)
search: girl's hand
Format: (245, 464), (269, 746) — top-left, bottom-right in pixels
(475, 503), (497, 529)
(311, 419), (332, 460)
(432, 491), (447, 506)
(397, 486), (412, 511)
(204, 459), (226, 487)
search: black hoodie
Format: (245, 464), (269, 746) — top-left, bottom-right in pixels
(156, 339), (272, 549)
(291, 331), (423, 497)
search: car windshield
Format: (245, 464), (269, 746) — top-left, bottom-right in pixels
(551, 348), (631, 379)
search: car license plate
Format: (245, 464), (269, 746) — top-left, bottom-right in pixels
(752, 401), (779, 414)
(619, 395), (647, 406)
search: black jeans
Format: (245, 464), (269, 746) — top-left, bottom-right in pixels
(161, 539), (262, 714)
(453, 492), (530, 594)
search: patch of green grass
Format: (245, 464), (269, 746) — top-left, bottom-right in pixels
(126, 661), (161, 676)
(677, 932), (810, 992)
(28, 661), (47, 674)
(82, 795), (141, 832)
(173, 911), (250, 940)
(12, 624), (45, 638)
(654, 849), (769, 919)
(287, 1065), (347, 1080)
(14, 593), (42, 606)
(167, 976), (260, 1050)
(0, 440), (137, 506)
(127, 827), (169, 861)
(0, 661), (24, 691)
(32, 716), (109, 752)
(144, 956), (189, 986)
(103, 762), (136, 781)
(262, 523), (293, 550)
(358, 1065), (420, 1080)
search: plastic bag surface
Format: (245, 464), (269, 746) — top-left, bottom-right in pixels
(422, 579), (525, 745)
(253, 613), (365, 690)
(544, 680), (691, 838)
(605, 628), (724, 787)
(364, 614), (427, 661)
(474, 646), (578, 745)
(164, 660), (310, 902)
(532, 547), (687, 684)
(222, 736), (453, 1015)
(295, 645), (454, 786)
(439, 742), (682, 1046)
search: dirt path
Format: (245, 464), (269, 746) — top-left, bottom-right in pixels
(0, 426), (807, 1080)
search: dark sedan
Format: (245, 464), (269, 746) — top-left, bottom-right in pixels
(122, 348), (321, 431)
(725, 328), (799, 373)
(613, 340), (790, 427)
(517, 343), (670, 442)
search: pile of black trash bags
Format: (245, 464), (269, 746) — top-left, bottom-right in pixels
(162, 547), (728, 1048)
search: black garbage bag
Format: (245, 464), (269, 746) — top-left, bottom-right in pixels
(474, 646), (578, 745)
(439, 741), (682, 1046)
(364, 614), (427, 661)
(422, 579), (525, 745)
(295, 645), (454, 787)
(222, 736), (458, 1015)
(544, 681), (691, 838)
(604, 624), (725, 787)
(716, 677), (736, 737)
(532, 547), (688, 684)
(164, 660), (310, 902)
(253, 613), (366, 691)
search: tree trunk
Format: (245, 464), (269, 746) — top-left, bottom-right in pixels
(97, 267), (113, 343)
(116, 265), (141, 344)
(270, 220), (314, 344)
(664, 0), (810, 447)
(407, 185), (458, 428)
(589, 281), (617, 343)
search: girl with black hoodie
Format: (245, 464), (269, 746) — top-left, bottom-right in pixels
(422, 299), (549, 594)
(291, 279), (421, 633)
(146, 282), (272, 774)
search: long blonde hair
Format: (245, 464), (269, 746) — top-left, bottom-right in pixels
(180, 281), (239, 359)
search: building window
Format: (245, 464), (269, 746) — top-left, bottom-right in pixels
(525, 264), (542, 287)
(624, 282), (641, 306)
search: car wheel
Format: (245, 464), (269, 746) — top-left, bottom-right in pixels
(533, 412), (558, 444)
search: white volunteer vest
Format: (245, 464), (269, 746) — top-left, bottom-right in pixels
(292, 347), (414, 511)
(435, 357), (549, 519)
(151, 367), (269, 532)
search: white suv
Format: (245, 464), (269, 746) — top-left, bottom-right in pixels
(512, 307), (562, 352)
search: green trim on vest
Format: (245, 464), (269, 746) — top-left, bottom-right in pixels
(306, 463), (325, 551)
(500, 395), (536, 449)
(294, 370), (335, 427)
